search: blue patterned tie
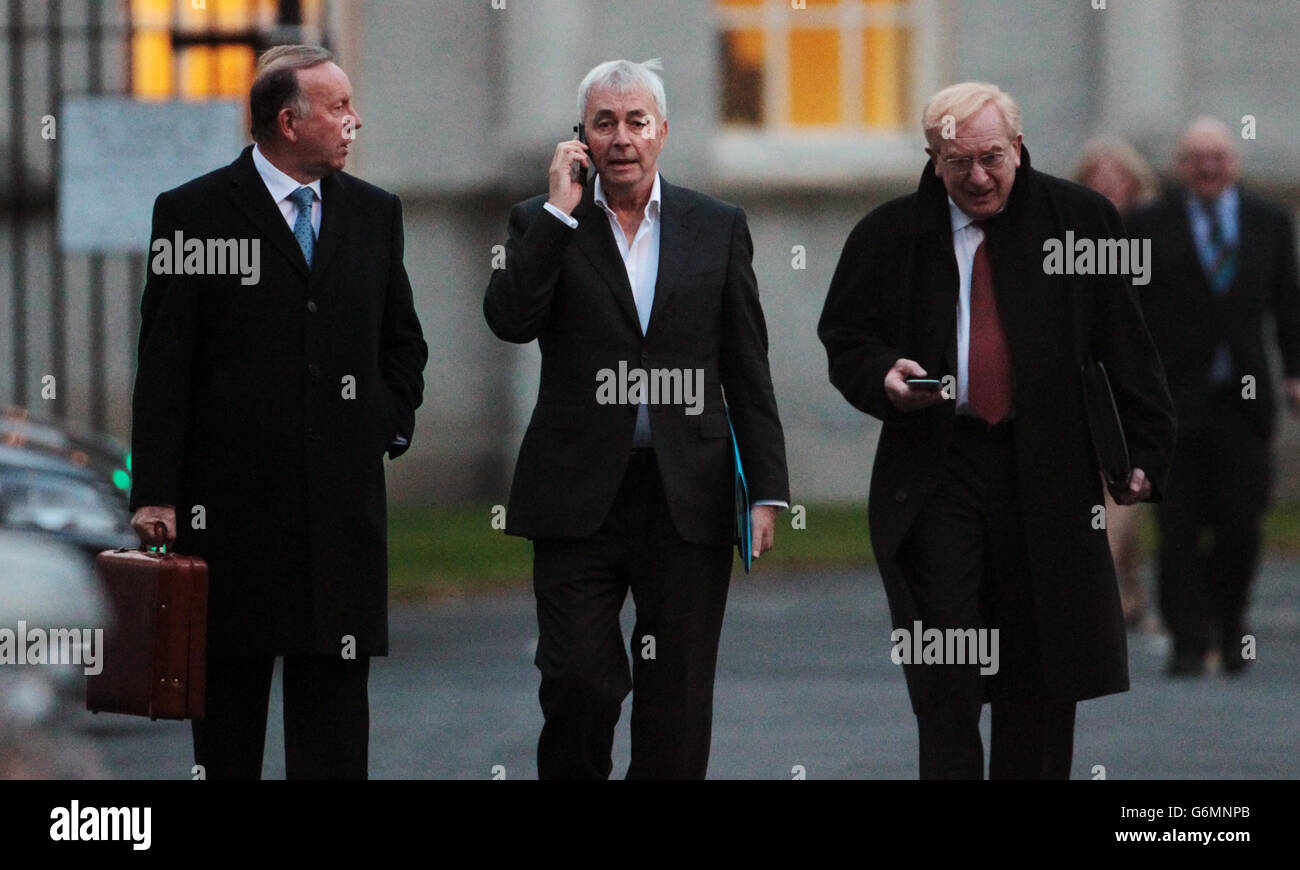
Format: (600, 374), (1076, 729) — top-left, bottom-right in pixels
(289, 186), (315, 267)
(1200, 198), (1236, 295)
(1200, 197), (1236, 384)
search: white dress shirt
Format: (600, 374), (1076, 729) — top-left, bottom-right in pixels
(949, 197), (986, 418)
(594, 173), (662, 335)
(252, 144), (322, 238)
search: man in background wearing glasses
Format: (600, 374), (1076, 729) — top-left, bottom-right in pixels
(818, 82), (1175, 778)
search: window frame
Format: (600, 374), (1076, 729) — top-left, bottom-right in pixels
(129, 0), (331, 100)
(712, 0), (944, 184)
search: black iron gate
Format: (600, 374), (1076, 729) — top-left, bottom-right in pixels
(4, 0), (132, 433)
(3, 0), (327, 437)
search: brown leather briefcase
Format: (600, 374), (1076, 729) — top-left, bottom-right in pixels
(86, 548), (208, 721)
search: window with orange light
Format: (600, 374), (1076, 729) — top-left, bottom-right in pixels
(717, 0), (917, 131)
(130, 0), (329, 100)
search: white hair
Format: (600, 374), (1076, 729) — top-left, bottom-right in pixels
(922, 81), (1021, 150)
(577, 58), (668, 122)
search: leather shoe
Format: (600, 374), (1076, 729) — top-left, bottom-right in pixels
(1165, 652), (1206, 677)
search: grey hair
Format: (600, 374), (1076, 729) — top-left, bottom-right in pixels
(577, 58), (668, 122)
(250, 44), (335, 143)
(922, 81), (1021, 150)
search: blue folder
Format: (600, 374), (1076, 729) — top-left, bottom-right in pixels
(728, 410), (752, 573)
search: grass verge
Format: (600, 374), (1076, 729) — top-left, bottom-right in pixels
(388, 498), (1300, 599)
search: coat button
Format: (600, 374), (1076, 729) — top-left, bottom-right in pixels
(895, 489), (908, 503)
(306, 299), (318, 313)
(307, 362), (320, 377)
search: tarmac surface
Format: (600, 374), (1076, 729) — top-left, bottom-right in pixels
(39, 559), (1300, 779)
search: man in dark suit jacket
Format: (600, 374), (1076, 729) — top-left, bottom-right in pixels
(1128, 117), (1300, 677)
(129, 45), (427, 779)
(818, 82), (1175, 778)
(485, 59), (789, 779)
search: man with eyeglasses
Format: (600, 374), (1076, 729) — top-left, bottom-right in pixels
(818, 81), (1175, 778)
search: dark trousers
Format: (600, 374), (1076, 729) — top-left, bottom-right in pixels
(1157, 393), (1271, 660)
(531, 450), (733, 780)
(192, 654), (370, 780)
(898, 417), (1076, 779)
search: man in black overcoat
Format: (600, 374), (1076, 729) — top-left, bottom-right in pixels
(129, 45), (427, 779)
(818, 81), (1176, 778)
(1129, 117), (1300, 676)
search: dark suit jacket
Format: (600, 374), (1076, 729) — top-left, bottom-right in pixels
(484, 177), (789, 545)
(818, 147), (1176, 710)
(129, 146), (428, 657)
(1128, 188), (1300, 439)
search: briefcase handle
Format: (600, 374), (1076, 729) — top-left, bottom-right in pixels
(114, 521), (171, 556)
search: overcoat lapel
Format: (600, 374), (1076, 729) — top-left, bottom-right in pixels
(1228, 195), (1259, 297)
(1167, 196), (1213, 298)
(982, 162), (1054, 369)
(907, 161), (960, 372)
(310, 170), (348, 288)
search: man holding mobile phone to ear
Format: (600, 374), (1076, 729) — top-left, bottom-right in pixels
(485, 58), (789, 779)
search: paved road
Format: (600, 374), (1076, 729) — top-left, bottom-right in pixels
(42, 559), (1300, 779)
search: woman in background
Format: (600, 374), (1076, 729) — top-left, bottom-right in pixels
(1074, 136), (1160, 627)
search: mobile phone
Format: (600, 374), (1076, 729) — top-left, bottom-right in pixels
(905, 378), (944, 392)
(572, 122), (588, 186)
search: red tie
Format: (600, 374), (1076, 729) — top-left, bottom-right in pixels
(968, 228), (1013, 424)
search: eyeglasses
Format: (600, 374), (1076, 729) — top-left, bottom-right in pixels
(940, 151), (1007, 175)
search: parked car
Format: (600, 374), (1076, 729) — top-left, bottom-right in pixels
(0, 528), (110, 727)
(0, 407), (134, 556)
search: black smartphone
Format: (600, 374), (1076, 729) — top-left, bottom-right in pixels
(572, 122), (588, 186)
(905, 378), (944, 392)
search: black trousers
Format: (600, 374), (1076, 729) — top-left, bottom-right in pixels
(897, 417), (1076, 779)
(192, 654), (370, 780)
(1157, 391), (1271, 660)
(531, 450), (733, 780)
